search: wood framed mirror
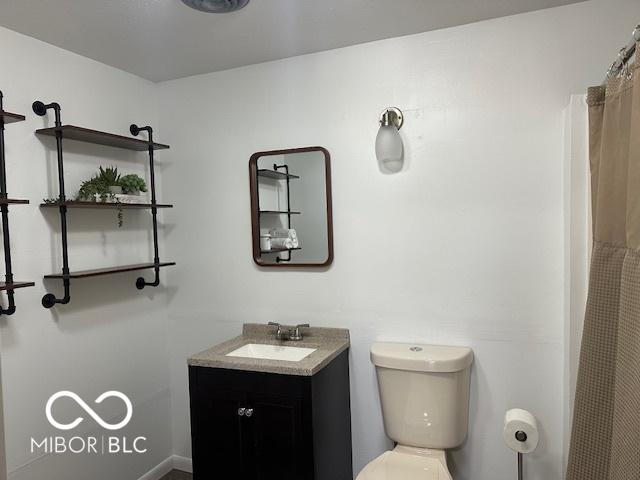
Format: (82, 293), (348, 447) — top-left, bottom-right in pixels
(249, 147), (333, 267)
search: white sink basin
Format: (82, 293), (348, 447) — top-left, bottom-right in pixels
(226, 343), (316, 362)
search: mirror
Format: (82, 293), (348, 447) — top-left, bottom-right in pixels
(249, 147), (333, 267)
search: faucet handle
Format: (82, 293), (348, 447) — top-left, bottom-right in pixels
(291, 323), (310, 341)
(268, 322), (283, 339)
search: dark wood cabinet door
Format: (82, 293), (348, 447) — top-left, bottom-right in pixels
(191, 388), (248, 479)
(189, 357), (352, 480)
(246, 393), (310, 480)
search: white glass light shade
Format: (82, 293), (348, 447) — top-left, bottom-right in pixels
(376, 124), (404, 173)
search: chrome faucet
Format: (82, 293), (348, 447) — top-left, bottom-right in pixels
(268, 322), (310, 341)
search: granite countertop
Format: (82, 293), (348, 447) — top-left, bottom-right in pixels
(188, 323), (350, 376)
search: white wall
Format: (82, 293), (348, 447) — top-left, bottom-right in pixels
(0, 27), (172, 480)
(159, 1), (640, 479)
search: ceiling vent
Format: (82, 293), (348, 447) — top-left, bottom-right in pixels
(181, 0), (250, 13)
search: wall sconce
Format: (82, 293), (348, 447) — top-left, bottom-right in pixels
(375, 107), (404, 173)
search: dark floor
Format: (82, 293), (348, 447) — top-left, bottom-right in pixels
(159, 470), (192, 480)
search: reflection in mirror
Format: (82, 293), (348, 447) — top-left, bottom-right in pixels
(249, 147), (333, 267)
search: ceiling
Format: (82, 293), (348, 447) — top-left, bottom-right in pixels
(0, 0), (586, 82)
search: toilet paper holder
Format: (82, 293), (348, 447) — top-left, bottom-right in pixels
(515, 430), (527, 480)
(504, 408), (538, 480)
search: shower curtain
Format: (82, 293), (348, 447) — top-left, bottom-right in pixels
(567, 46), (640, 480)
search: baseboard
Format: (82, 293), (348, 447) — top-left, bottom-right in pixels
(138, 457), (174, 480)
(172, 455), (193, 473)
(137, 455), (192, 480)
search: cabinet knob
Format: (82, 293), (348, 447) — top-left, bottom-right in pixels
(245, 408), (254, 418)
(237, 407), (246, 416)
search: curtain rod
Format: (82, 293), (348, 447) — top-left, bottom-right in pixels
(603, 24), (640, 84)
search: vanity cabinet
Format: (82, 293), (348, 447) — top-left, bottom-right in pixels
(189, 349), (352, 480)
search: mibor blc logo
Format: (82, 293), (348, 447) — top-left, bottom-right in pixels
(45, 391), (133, 431)
(31, 391), (147, 455)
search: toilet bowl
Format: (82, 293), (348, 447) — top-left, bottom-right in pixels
(356, 342), (473, 480)
(356, 446), (451, 480)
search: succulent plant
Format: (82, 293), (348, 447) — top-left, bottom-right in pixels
(97, 166), (121, 186)
(119, 174), (147, 194)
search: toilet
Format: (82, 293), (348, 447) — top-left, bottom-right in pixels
(357, 342), (474, 480)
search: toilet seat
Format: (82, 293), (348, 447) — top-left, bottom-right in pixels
(356, 447), (452, 480)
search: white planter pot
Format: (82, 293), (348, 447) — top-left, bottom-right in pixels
(115, 193), (149, 204)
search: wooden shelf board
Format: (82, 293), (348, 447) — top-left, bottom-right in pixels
(0, 199), (29, 205)
(40, 201), (173, 209)
(0, 111), (26, 124)
(35, 125), (170, 151)
(44, 262), (176, 280)
(0, 281), (35, 291)
(257, 169), (300, 180)
(261, 247), (301, 254)
(259, 210), (301, 215)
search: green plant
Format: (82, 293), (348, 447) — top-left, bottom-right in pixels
(74, 166), (134, 227)
(97, 166), (121, 186)
(119, 174), (147, 194)
(77, 176), (111, 202)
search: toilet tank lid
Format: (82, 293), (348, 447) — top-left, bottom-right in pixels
(370, 342), (473, 373)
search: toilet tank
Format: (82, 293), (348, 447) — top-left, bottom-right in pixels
(371, 342), (473, 449)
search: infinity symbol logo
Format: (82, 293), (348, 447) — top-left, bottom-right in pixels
(45, 391), (133, 431)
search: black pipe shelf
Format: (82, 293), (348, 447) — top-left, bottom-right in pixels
(256, 162), (300, 263)
(261, 248), (301, 254)
(259, 210), (301, 215)
(0, 111), (26, 124)
(44, 262), (176, 280)
(40, 201), (173, 209)
(33, 99), (175, 309)
(0, 93), (34, 316)
(35, 125), (170, 151)
(0, 282), (36, 291)
(257, 169), (300, 180)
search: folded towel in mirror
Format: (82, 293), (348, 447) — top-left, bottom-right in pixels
(270, 228), (297, 239)
(271, 237), (294, 249)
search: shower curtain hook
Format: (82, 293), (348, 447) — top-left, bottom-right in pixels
(615, 47), (628, 79)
